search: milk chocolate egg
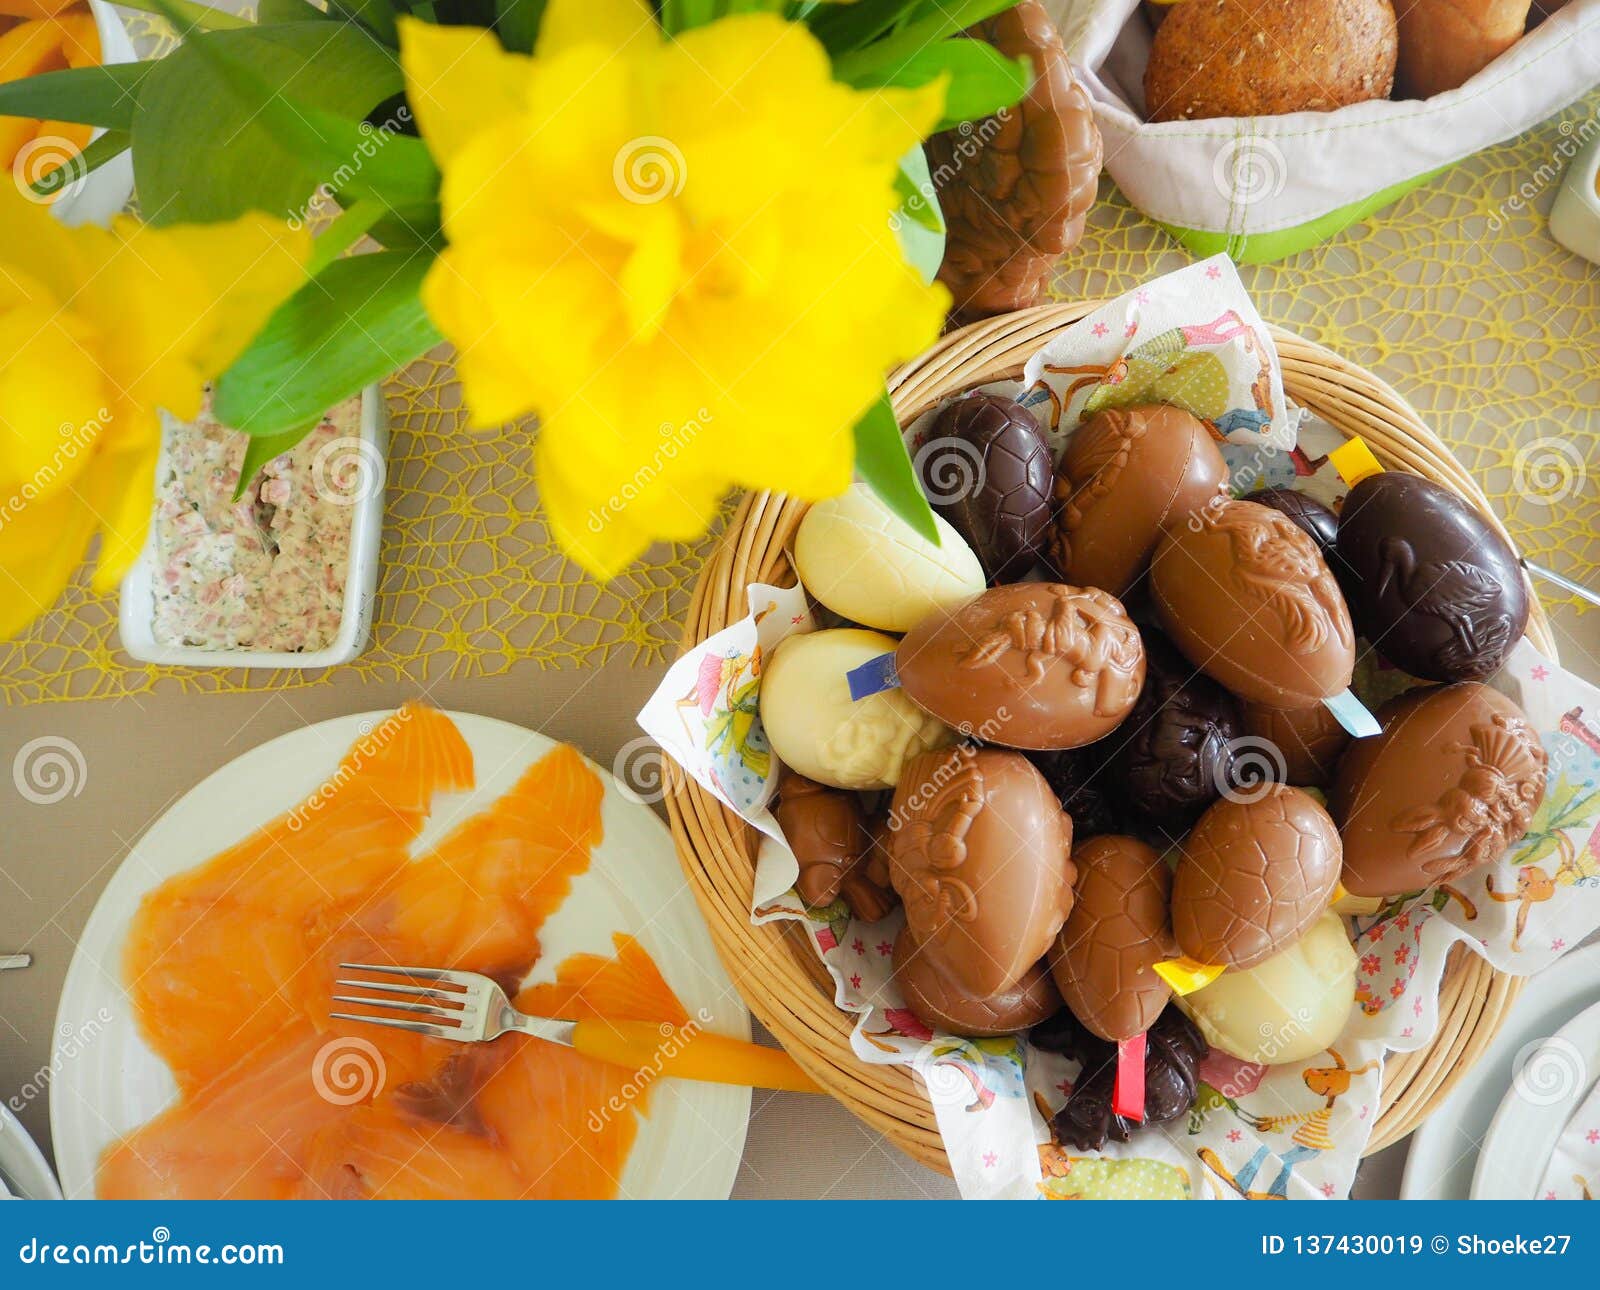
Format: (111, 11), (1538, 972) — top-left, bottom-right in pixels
(889, 745), (1075, 996)
(895, 583), (1145, 750)
(1050, 835), (1175, 1042)
(1332, 682), (1547, 896)
(892, 930), (1061, 1037)
(760, 628), (953, 791)
(1247, 487), (1339, 559)
(1048, 404), (1230, 597)
(1336, 473), (1530, 683)
(1113, 632), (1243, 824)
(921, 394), (1054, 584)
(1240, 700), (1351, 788)
(1171, 784), (1342, 969)
(1151, 499), (1355, 709)
(1176, 912), (1356, 1065)
(793, 483), (985, 632)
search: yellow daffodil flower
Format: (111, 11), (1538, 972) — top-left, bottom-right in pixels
(401, 0), (949, 578)
(0, 190), (307, 639)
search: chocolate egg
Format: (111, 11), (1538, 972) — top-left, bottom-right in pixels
(1026, 747), (1125, 837)
(1336, 473), (1530, 683)
(1048, 404), (1230, 597)
(895, 582), (1145, 750)
(1049, 835), (1175, 1042)
(760, 628), (953, 791)
(1176, 911), (1356, 1065)
(920, 393), (1054, 583)
(1171, 784), (1342, 969)
(1240, 699), (1351, 788)
(892, 930), (1061, 1037)
(888, 745), (1075, 996)
(1113, 631), (1243, 824)
(1151, 499), (1355, 709)
(793, 482), (986, 633)
(1247, 486), (1339, 559)
(1332, 682), (1546, 896)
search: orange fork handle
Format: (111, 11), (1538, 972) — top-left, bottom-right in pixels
(571, 1018), (822, 1093)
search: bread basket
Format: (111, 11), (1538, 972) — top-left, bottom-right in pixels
(665, 300), (1554, 1173)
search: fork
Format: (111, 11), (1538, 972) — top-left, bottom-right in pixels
(332, 962), (821, 1093)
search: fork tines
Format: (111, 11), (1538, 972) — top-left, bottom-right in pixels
(331, 961), (473, 1039)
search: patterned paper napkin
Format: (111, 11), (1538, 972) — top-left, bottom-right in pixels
(637, 257), (1600, 1200)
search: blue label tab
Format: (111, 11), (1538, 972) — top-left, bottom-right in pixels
(1323, 688), (1382, 738)
(847, 651), (900, 701)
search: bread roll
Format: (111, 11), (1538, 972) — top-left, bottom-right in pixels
(1395, 0), (1533, 97)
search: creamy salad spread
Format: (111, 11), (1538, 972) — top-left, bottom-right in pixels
(151, 397), (363, 652)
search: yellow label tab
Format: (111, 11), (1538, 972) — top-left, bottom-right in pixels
(1153, 957), (1226, 995)
(1328, 437), (1384, 486)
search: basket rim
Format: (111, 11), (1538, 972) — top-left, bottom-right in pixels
(667, 300), (1551, 1181)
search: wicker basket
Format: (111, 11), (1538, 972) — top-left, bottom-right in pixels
(665, 300), (1555, 1175)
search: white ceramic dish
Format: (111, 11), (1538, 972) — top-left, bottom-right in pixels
(1401, 941), (1600, 1199)
(1471, 998), (1600, 1199)
(0, 1103), (61, 1200)
(118, 387), (387, 670)
(48, 0), (135, 230)
(1549, 132), (1600, 265)
(51, 709), (752, 1200)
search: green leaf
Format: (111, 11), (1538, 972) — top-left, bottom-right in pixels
(233, 424), (317, 501)
(306, 198), (389, 275)
(1558, 787), (1600, 830)
(326, 0), (401, 43)
(1513, 833), (1560, 868)
(0, 62), (152, 132)
(840, 38), (1029, 129)
(132, 21), (407, 226)
(494, 0), (545, 51)
(29, 129), (129, 199)
(808, 0), (919, 55)
(255, 0), (332, 20)
(366, 203), (444, 252)
(892, 147), (944, 285)
(214, 250), (442, 436)
(830, 0), (1017, 84)
(852, 391), (938, 544)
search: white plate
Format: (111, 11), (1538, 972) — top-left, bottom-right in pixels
(1402, 941), (1600, 1199)
(0, 1104), (61, 1201)
(50, 710), (751, 1199)
(1471, 999), (1600, 1199)
(117, 388), (387, 670)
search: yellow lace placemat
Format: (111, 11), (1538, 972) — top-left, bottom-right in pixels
(3, 83), (1594, 705)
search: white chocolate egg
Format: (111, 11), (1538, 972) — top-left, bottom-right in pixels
(1175, 911), (1356, 1065)
(794, 484), (985, 632)
(759, 628), (953, 791)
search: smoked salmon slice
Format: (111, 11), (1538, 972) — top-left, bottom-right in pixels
(100, 708), (689, 1201)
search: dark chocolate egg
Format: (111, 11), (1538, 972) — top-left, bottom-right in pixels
(896, 582), (1145, 750)
(1248, 487), (1339, 558)
(892, 930), (1061, 1037)
(1026, 747), (1125, 837)
(920, 393), (1054, 583)
(1336, 473), (1529, 682)
(1332, 682), (1546, 896)
(1171, 784), (1342, 969)
(1113, 632), (1243, 824)
(888, 745), (1075, 997)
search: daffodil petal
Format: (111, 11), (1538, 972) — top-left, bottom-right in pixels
(0, 480), (95, 639)
(399, 17), (530, 167)
(535, 0), (655, 61)
(82, 436), (159, 591)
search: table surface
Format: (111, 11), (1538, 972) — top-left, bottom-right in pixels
(1, 77), (1597, 1200)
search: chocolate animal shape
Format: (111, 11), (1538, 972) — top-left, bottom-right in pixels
(1049, 1007), (1208, 1152)
(1336, 473), (1529, 683)
(921, 393), (1055, 584)
(1049, 404), (1230, 597)
(1151, 499), (1354, 709)
(896, 582), (1145, 750)
(925, 1), (1102, 320)
(1333, 682), (1547, 896)
(892, 930), (1061, 1037)
(1171, 784), (1342, 969)
(773, 773), (868, 907)
(888, 745), (1075, 997)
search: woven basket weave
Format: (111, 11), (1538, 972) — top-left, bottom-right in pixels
(665, 300), (1554, 1174)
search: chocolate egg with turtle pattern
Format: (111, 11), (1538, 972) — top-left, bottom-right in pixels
(1171, 784), (1342, 969)
(895, 582), (1145, 750)
(1336, 473), (1530, 683)
(1332, 682), (1546, 896)
(1112, 631), (1243, 826)
(1240, 699), (1351, 789)
(1151, 498), (1355, 709)
(920, 393), (1055, 584)
(888, 744), (1075, 997)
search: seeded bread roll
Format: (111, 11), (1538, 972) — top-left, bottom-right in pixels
(1394, 0), (1533, 98)
(1145, 0), (1398, 121)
